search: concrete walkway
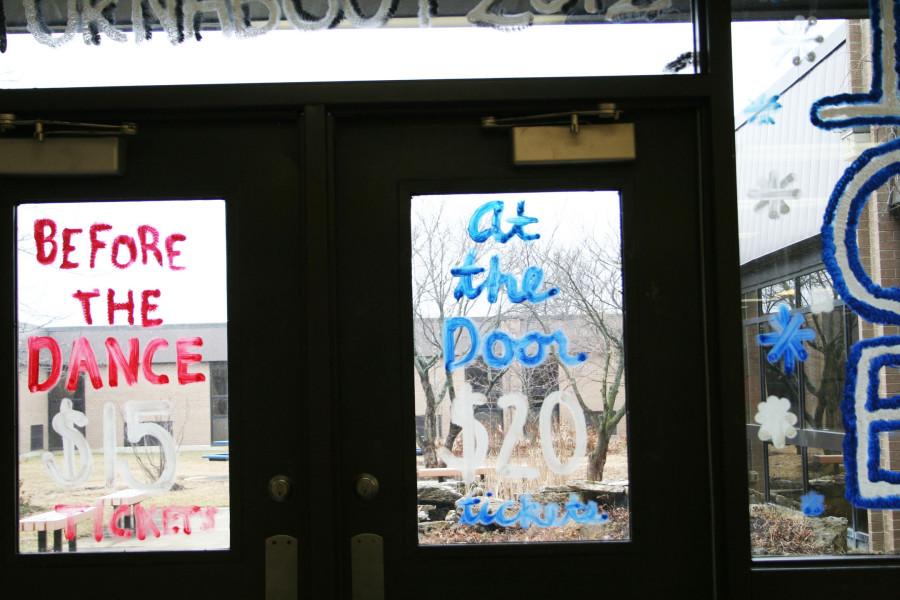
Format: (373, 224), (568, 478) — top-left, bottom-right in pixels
(79, 507), (230, 552)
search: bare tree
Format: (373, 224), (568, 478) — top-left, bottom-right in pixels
(412, 201), (625, 481)
(129, 401), (188, 490)
(411, 208), (461, 467)
(411, 207), (509, 467)
(527, 232), (626, 481)
(757, 271), (846, 431)
(798, 271), (845, 430)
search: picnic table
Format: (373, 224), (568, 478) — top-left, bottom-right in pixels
(100, 488), (159, 534)
(417, 467), (492, 482)
(204, 440), (229, 461)
(19, 505), (97, 552)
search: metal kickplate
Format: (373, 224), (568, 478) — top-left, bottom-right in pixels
(266, 535), (298, 600)
(351, 533), (384, 600)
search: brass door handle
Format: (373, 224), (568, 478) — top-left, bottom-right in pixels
(354, 473), (379, 500)
(268, 475), (292, 502)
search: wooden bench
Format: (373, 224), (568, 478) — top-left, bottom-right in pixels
(812, 454), (843, 465)
(417, 467), (492, 482)
(100, 489), (158, 534)
(20, 505), (97, 552)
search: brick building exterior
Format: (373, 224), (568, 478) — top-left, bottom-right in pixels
(17, 323), (227, 455)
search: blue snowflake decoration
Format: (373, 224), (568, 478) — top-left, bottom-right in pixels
(757, 303), (816, 376)
(744, 94), (782, 125)
(800, 491), (825, 517)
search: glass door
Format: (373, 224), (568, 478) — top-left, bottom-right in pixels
(4, 102), (721, 598)
(330, 105), (717, 597)
(3, 113), (307, 597)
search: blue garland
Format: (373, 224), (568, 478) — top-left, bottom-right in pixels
(869, 420), (900, 484)
(811, 0), (900, 129)
(820, 138), (900, 326)
(866, 350), (900, 411)
(811, 1), (900, 509)
(842, 336), (900, 508)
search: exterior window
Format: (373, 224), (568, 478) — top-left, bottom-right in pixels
(47, 374), (86, 451)
(16, 200), (229, 553)
(464, 357), (504, 402)
(743, 266), (868, 554)
(125, 419), (174, 447)
(209, 362), (229, 443)
(412, 191), (630, 545)
(465, 357), (505, 444)
(731, 0), (900, 555)
(523, 355), (560, 402)
(29, 425), (43, 452)
(0, 2), (696, 87)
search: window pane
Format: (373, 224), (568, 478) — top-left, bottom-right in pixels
(411, 191), (629, 545)
(801, 306), (846, 432)
(766, 445), (803, 511)
(0, 1), (694, 87)
(761, 281), (795, 313)
(734, 0), (900, 557)
(17, 200), (229, 553)
(762, 349), (800, 419)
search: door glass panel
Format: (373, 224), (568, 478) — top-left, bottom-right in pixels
(0, 1), (695, 88)
(16, 199), (229, 553)
(733, 0), (898, 557)
(411, 191), (630, 545)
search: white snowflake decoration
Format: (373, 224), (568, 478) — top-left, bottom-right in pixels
(755, 395), (798, 449)
(808, 286), (836, 315)
(749, 171), (801, 219)
(774, 15), (825, 67)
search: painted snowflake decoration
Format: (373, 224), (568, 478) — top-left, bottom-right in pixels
(664, 51), (694, 73)
(807, 286), (836, 315)
(757, 303), (816, 375)
(754, 395), (798, 449)
(744, 94), (783, 125)
(774, 15), (825, 67)
(800, 490), (826, 517)
(749, 171), (800, 219)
